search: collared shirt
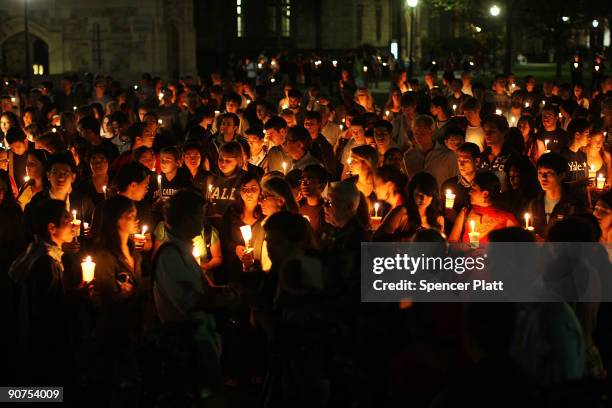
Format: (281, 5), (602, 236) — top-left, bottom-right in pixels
(403, 143), (458, 187)
(249, 149), (267, 167)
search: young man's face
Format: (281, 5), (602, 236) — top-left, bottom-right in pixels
(48, 163), (76, 193)
(541, 110), (557, 130)
(457, 151), (477, 178)
(283, 139), (304, 160)
(0, 150), (8, 171)
(138, 151), (156, 171)
(129, 177), (150, 201)
(90, 154), (109, 176)
(483, 123), (504, 147)
(0, 116), (12, 134)
(537, 167), (562, 192)
(160, 153), (179, 174)
(351, 125), (366, 144)
(374, 126), (391, 152)
(289, 97), (300, 109)
(246, 134), (265, 157)
(445, 134), (464, 152)
(303, 118), (321, 139)
(300, 172), (324, 199)
(265, 128), (286, 146)
(9, 140), (27, 155)
(220, 118), (237, 137)
(183, 149), (201, 169)
(573, 129), (589, 148)
(256, 105), (269, 122)
(50, 212), (75, 245)
(464, 109), (480, 125)
(226, 100), (239, 113)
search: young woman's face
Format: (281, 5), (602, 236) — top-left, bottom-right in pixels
(26, 154), (44, 180)
(138, 151), (155, 171)
(259, 190), (284, 216)
(469, 184), (488, 206)
(240, 179), (260, 208)
(413, 188), (433, 209)
(90, 154), (109, 176)
(183, 149), (201, 170)
(0, 115), (12, 134)
(373, 176), (392, 202)
(508, 166), (521, 190)
(587, 133), (604, 151)
(218, 152), (239, 176)
(117, 205), (138, 236)
(160, 153), (179, 174)
(517, 120), (531, 138)
(593, 200), (612, 232)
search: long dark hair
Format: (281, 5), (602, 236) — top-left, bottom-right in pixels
(407, 172), (442, 231)
(228, 171), (262, 220)
(374, 165), (409, 206)
(94, 194), (135, 253)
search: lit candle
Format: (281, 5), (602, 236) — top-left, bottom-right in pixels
(157, 119), (163, 125)
(373, 202), (381, 219)
(157, 174), (162, 191)
(596, 174), (606, 190)
(72, 209), (77, 222)
(240, 225), (253, 249)
(510, 116), (516, 126)
(258, 63), (263, 69)
(281, 161), (288, 175)
(595, 65), (600, 72)
(524, 101), (530, 108)
(134, 225), (148, 241)
(332, 60), (338, 67)
(73, 106), (77, 111)
(495, 108), (502, 115)
(573, 62), (579, 69)
(133, 85), (138, 90)
(24, 175), (30, 183)
(282, 103), (288, 110)
(246, 98), (251, 105)
(524, 213), (534, 231)
(468, 219), (480, 244)
(363, 66), (368, 73)
(542, 100), (546, 106)
(102, 185), (107, 199)
(544, 139), (550, 153)
(192, 245), (201, 265)
(158, 91), (163, 100)
(445, 189), (456, 209)
(81, 256), (96, 283)
(588, 165), (597, 180)
(11, 97), (16, 103)
(452, 104), (457, 113)
(214, 110), (220, 117)
(270, 78), (276, 83)
(385, 110), (390, 117)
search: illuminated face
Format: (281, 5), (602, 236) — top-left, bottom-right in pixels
(517, 119), (531, 138)
(259, 190), (284, 216)
(89, 153), (109, 176)
(412, 124), (434, 150)
(118, 205), (139, 236)
(588, 133), (604, 151)
(0, 116), (12, 134)
(374, 126), (391, 152)
(0, 150), (7, 171)
(219, 118), (237, 137)
(541, 110), (557, 130)
(217, 152), (239, 176)
(51, 212), (75, 245)
(246, 134), (265, 157)
(456, 151), (476, 178)
(537, 167), (562, 192)
(138, 151), (155, 171)
(48, 163), (76, 194)
(351, 125), (365, 144)
(373, 175), (393, 203)
(160, 153), (179, 174)
(240, 179), (260, 207)
(9, 140), (27, 155)
(469, 183), (488, 206)
(413, 188), (433, 209)
(183, 149), (201, 170)
(593, 200), (612, 232)
(265, 128), (286, 146)
(303, 118), (321, 139)
(508, 166), (520, 191)
(483, 123), (503, 147)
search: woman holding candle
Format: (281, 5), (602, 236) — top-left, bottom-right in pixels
(372, 165), (411, 241)
(75, 147), (111, 205)
(593, 191), (612, 244)
(449, 172), (519, 243)
(383, 88), (402, 121)
(517, 115), (546, 165)
(501, 156), (540, 216)
(584, 125), (612, 187)
(8, 199), (75, 384)
(16, 149), (48, 210)
(404, 172), (445, 239)
(90, 195), (144, 400)
(347, 145), (377, 207)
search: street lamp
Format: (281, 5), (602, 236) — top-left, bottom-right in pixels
(407, 0), (418, 79)
(24, 0), (31, 83)
(490, 5), (500, 17)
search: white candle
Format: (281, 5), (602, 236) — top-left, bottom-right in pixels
(83, 222), (89, 230)
(544, 139), (550, 153)
(595, 65), (600, 72)
(373, 202), (380, 219)
(332, 60), (338, 67)
(573, 62), (579, 69)
(73, 106), (77, 111)
(157, 119), (163, 125)
(363, 66), (368, 73)
(102, 185), (107, 199)
(495, 109), (502, 115)
(524, 102), (530, 108)
(468, 219), (480, 244)
(72, 209), (77, 222)
(596, 174), (606, 190)
(240, 225), (253, 249)
(445, 189), (456, 209)
(282, 162), (288, 175)
(24, 175), (30, 183)
(157, 174), (162, 191)
(385, 110), (390, 117)
(524, 213), (534, 231)
(588, 165), (597, 180)
(192, 245), (201, 265)
(452, 104), (457, 113)
(214, 110), (220, 117)
(81, 256), (96, 283)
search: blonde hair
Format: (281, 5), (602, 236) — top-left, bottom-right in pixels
(354, 87), (375, 112)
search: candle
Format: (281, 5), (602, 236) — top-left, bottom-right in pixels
(452, 104), (457, 113)
(510, 116), (516, 126)
(573, 62), (579, 69)
(81, 256), (96, 283)
(495, 109), (502, 115)
(240, 225), (253, 249)
(157, 119), (163, 125)
(134, 225), (148, 241)
(24, 175), (30, 183)
(363, 66), (368, 73)
(133, 85), (138, 90)
(157, 174), (162, 191)
(373, 202), (380, 219)
(595, 65), (600, 72)
(596, 174), (606, 190)
(73, 106), (77, 111)
(468, 219), (480, 244)
(102, 185), (107, 199)
(192, 245), (201, 265)
(83, 222), (89, 230)
(542, 100), (546, 106)
(544, 139), (550, 153)
(270, 78), (276, 83)
(524, 213), (534, 231)
(445, 189), (456, 209)
(214, 110), (220, 117)
(11, 97), (16, 103)
(281, 162), (288, 175)
(588, 165), (597, 180)
(385, 110), (390, 117)
(332, 60), (338, 67)
(72, 209), (77, 222)
(524, 102), (530, 108)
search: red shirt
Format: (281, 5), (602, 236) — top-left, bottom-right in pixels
(461, 205), (518, 243)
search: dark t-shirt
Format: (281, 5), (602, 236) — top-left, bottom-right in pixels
(538, 128), (568, 153)
(560, 148), (588, 204)
(12, 150), (28, 188)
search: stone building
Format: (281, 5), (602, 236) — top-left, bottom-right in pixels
(0, 0), (197, 82)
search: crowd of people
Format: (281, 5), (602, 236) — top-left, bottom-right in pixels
(0, 58), (611, 407)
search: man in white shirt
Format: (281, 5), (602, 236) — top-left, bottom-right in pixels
(462, 97), (485, 152)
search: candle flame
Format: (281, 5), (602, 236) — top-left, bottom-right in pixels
(141, 225), (148, 235)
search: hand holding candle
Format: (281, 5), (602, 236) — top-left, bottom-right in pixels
(157, 174), (162, 191)
(468, 219), (480, 244)
(81, 256), (96, 283)
(134, 225), (147, 250)
(588, 165), (597, 180)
